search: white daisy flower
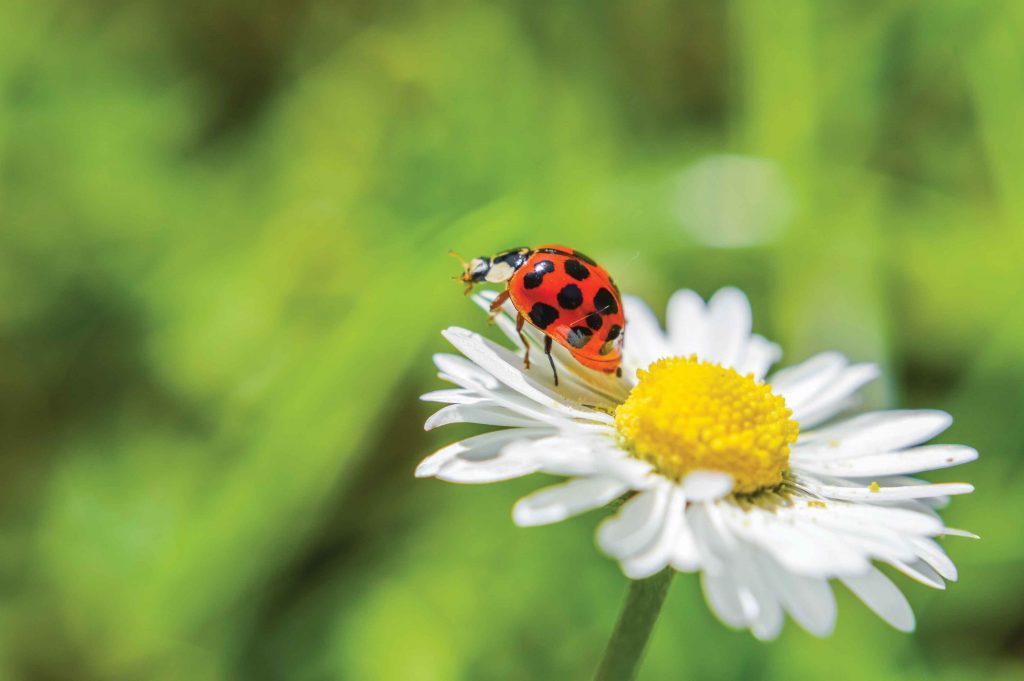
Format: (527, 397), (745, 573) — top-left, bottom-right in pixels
(416, 287), (976, 640)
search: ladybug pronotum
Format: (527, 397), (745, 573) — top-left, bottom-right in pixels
(454, 245), (625, 385)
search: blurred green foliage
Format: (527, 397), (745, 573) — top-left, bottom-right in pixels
(0, 0), (1021, 679)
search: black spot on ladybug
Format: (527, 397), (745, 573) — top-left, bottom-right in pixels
(567, 326), (593, 349)
(573, 250), (597, 266)
(594, 287), (619, 315)
(557, 284), (583, 310)
(564, 259), (590, 281)
(606, 324), (622, 341)
(523, 260), (556, 289)
(598, 339), (615, 356)
(586, 312), (603, 331)
(529, 302), (559, 330)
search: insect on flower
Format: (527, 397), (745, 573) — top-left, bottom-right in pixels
(452, 245), (624, 385)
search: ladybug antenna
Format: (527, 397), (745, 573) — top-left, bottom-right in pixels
(448, 250), (468, 268)
(449, 250), (474, 295)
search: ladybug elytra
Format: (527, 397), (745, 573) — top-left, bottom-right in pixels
(454, 245), (625, 385)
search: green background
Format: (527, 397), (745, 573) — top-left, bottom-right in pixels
(1, 1), (1020, 679)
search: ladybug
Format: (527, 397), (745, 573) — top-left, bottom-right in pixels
(454, 245), (624, 385)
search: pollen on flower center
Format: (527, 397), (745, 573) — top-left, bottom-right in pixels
(614, 357), (799, 494)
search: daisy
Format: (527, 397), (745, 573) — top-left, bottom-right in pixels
(416, 287), (976, 640)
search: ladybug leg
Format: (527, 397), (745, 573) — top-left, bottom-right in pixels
(515, 313), (531, 369)
(487, 290), (510, 323)
(544, 335), (559, 386)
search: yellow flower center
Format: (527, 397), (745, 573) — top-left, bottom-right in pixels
(614, 357), (799, 494)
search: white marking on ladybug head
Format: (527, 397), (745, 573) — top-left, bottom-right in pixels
(468, 257), (491, 283)
(485, 260), (515, 283)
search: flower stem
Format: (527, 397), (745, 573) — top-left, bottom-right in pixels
(594, 569), (675, 681)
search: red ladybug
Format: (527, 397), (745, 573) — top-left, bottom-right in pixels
(454, 245), (624, 385)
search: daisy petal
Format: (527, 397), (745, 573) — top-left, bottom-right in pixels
(908, 537), (958, 581)
(888, 558), (946, 589)
(513, 477), (628, 527)
(442, 327), (611, 423)
(941, 528), (980, 539)
(767, 567), (836, 637)
(622, 295), (673, 372)
(734, 334), (782, 382)
(621, 487), (686, 579)
(434, 353), (500, 390)
(424, 404), (547, 431)
(670, 522), (701, 572)
(598, 485), (670, 559)
(418, 427), (556, 483)
(789, 499), (945, 537)
(419, 388), (484, 405)
(742, 562), (784, 641)
(797, 411), (953, 458)
(704, 287), (752, 369)
(770, 352), (847, 404)
(796, 445), (978, 477)
(812, 481), (974, 502)
(793, 363), (879, 427)
(682, 470), (733, 501)
(666, 289), (709, 358)
(734, 514), (869, 577)
(416, 428), (548, 478)
(841, 568), (915, 632)
(702, 571), (748, 629)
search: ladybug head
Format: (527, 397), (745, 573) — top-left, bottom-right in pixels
(450, 248), (531, 294)
(450, 251), (491, 294)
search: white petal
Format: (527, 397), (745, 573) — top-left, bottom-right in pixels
(811, 481), (974, 502)
(670, 522), (701, 572)
(621, 487), (686, 579)
(742, 562), (784, 641)
(941, 527), (980, 539)
(728, 512), (869, 577)
(622, 295), (673, 372)
(795, 445), (978, 477)
(424, 404), (547, 430)
(704, 287), (752, 368)
(734, 334), (782, 382)
(666, 289), (709, 358)
(434, 452), (543, 484)
(765, 566), (836, 637)
(718, 546), (785, 640)
(701, 571), (748, 629)
(502, 432), (652, 487)
(681, 470), (733, 501)
(791, 364), (879, 427)
(512, 477), (628, 526)
(908, 537), (958, 581)
(796, 411), (954, 459)
(416, 428), (549, 478)
(841, 568), (915, 632)
(419, 388), (483, 405)
(787, 498), (945, 537)
(441, 327), (611, 423)
(687, 502), (739, 565)
(770, 352), (847, 404)
(434, 353), (500, 390)
(598, 486), (670, 559)
(887, 558), (946, 589)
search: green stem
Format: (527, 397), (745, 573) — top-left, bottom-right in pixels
(594, 569), (675, 681)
